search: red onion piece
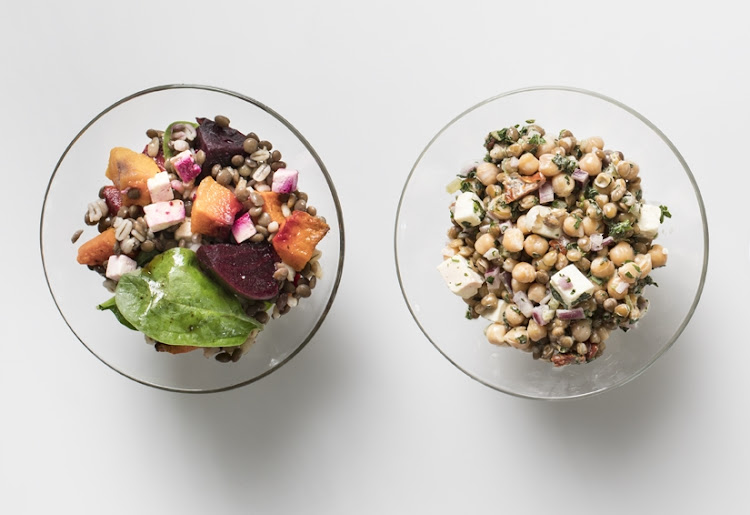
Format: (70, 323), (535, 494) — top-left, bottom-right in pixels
(539, 182), (554, 204)
(601, 236), (614, 247)
(540, 289), (552, 305)
(556, 308), (585, 320)
(459, 159), (479, 176)
(571, 168), (589, 183)
(513, 291), (534, 318)
(500, 271), (513, 292)
(589, 232), (603, 251)
(556, 275), (573, 291)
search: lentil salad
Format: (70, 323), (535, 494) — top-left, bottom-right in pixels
(438, 121), (670, 366)
(74, 115), (329, 363)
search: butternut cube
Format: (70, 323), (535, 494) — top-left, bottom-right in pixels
(76, 228), (117, 266)
(272, 211), (329, 271)
(191, 176), (243, 238)
(257, 191), (287, 228)
(105, 147), (160, 206)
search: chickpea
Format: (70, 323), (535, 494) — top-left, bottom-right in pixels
(474, 233), (496, 255)
(571, 319), (592, 342)
(475, 162), (499, 186)
(582, 216), (602, 235)
(562, 214), (584, 238)
(648, 244), (668, 268)
(489, 144), (507, 161)
(489, 198), (512, 219)
(504, 305), (526, 327)
(516, 215), (531, 235)
(504, 326), (531, 351)
(577, 236), (591, 253)
(609, 241), (635, 266)
(512, 262), (537, 283)
(555, 253), (569, 270)
(523, 234), (549, 258)
(501, 156), (519, 174)
(542, 250), (558, 268)
(614, 303), (630, 318)
(517, 152), (539, 176)
(552, 173), (575, 197)
(502, 227), (524, 252)
(557, 136), (576, 153)
(527, 282), (547, 303)
(507, 143), (523, 157)
(616, 160), (640, 180)
(519, 195), (538, 211)
(618, 262), (641, 284)
(485, 323), (508, 346)
(580, 136), (604, 154)
(481, 293), (499, 309)
(607, 274), (629, 300)
(579, 152), (602, 176)
(602, 202), (618, 219)
(567, 247), (582, 262)
(527, 319), (548, 342)
(634, 253), (653, 277)
(535, 139), (556, 157)
(593, 172), (613, 191)
(511, 278), (530, 293)
(594, 289), (608, 305)
(502, 257), (518, 273)
(538, 153), (561, 177)
(590, 256), (615, 278)
(610, 178), (627, 202)
(558, 335), (574, 349)
(594, 194), (608, 209)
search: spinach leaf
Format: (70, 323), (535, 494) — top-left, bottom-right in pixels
(97, 297), (137, 331)
(114, 248), (261, 347)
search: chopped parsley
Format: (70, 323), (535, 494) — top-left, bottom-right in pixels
(526, 119), (536, 124)
(528, 134), (546, 146)
(573, 214), (582, 230)
(659, 205), (672, 223)
(552, 154), (578, 174)
(608, 220), (633, 240)
(486, 276), (494, 284)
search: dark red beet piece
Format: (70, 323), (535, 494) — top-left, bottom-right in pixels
(196, 241), (281, 301)
(100, 185), (122, 215)
(195, 117), (247, 176)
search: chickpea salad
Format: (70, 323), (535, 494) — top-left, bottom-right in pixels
(73, 115), (329, 363)
(438, 121), (670, 366)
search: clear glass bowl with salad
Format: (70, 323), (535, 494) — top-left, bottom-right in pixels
(395, 86), (707, 400)
(41, 84), (344, 392)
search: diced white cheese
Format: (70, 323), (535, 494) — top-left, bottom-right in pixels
(174, 219), (193, 240)
(550, 264), (595, 307)
(105, 254), (138, 282)
(638, 204), (662, 238)
(437, 255), (484, 298)
(483, 247), (502, 261)
(525, 205), (562, 239)
(453, 191), (485, 227)
(143, 200), (185, 232)
(481, 299), (509, 323)
(147, 171), (174, 203)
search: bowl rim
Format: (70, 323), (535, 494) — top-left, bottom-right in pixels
(40, 83), (346, 393)
(394, 84), (709, 401)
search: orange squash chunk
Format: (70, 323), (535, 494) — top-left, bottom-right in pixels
(258, 191), (287, 228)
(272, 211), (329, 271)
(105, 147), (160, 206)
(191, 176), (243, 238)
(76, 228), (117, 266)
(154, 343), (199, 355)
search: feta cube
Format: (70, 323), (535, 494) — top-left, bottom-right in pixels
(525, 205), (561, 239)
(550, 264), (595, 307)
(174, 219), (193, 240)
(437, 255), (484, 298)
(481, 299), (509, 323)
(147, 171), (174, 203)
(105, 254), (138, 282)
(483, 247), (502, 262)
(143, 200), (185, 232)
(453, 191), (485, 227)
(638, 204), (662, 238)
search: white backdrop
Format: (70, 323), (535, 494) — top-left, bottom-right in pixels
(2, 1), (747, 513)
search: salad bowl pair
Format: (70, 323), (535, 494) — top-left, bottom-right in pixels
(42, 85), (707, 399)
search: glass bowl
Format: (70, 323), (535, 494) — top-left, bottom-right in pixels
(41, 84), (345, 393)
(395, 86), (708, 400)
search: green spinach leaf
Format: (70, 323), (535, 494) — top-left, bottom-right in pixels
(114, 248), (261, 347)
(97, 297), (137, 331)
